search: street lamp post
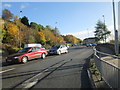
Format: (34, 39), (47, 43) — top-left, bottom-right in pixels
(55, 22), (58, 35)
(55, 22), (57, 30)
(112, 0), (119, 55)
(102, 15), (106, 43)
(19, 11), (22, 48)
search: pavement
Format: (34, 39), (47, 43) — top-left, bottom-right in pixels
(96, 44), (120, 67)
(101, 56), (120, 67)
(90, 45), (120, 89)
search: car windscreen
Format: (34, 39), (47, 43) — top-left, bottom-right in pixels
(52, 45), (60, 49)
(18, 47), (31, 53)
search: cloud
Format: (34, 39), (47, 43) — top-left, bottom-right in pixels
(20, 3), (29, 9)
(62, 25), (118, 41)
(63, 29), (95, 40)
(3, 4), (11, 7)
(21, 5), (26, 9)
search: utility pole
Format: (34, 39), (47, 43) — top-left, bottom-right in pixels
(102, 15), (106, 43)
(19, 11), (22, 48)
(55, 22), (57, 30)
(112, 0), (119, 55)
(55, 22), (58, 35)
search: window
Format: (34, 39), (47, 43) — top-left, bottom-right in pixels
(18, 47), (31, 53)
(36, 47), (41, 51)
(31, 47), (36, 52)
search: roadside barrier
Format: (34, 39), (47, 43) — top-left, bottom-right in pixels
(93, 47), (120, 88)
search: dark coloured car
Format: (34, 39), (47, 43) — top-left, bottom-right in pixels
(6, 47), (48, 64)
(91, 43), (97, 46)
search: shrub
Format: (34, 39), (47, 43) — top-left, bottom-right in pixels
(44, 44), (52, 50)
(90, 59), (99, 75)
(2, 44), (21, 55)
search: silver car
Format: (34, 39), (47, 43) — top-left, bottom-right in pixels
(48, 45), (68, 55)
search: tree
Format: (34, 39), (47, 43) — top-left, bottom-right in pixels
(2, 9), (84, 49)
(56, 35), (66, 44)
(30, 22), (39, 30)
(5, 22), (20, 46)
(77, 38), (82, 44)
(1, 24), (7, 42)
(21, 16), (29, 26)
(2, 9), (13, 21)
(51, 27), (60, 36)
(63, 35), (79, 44)
(94, 20), (111, 42)
(46, 25), (51, 30)
(0, 19), (6, 44)
(14, 18), (28, 47)
(37, 32), (46, 45)
(30, 22), (44, 31)
(42, 28), (57, 46)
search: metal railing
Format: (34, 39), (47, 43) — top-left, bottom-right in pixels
(93, 47), (120, 88)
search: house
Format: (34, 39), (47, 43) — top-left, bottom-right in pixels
(83, 37), (98, 44)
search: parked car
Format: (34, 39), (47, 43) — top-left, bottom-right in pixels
(91, 43), (97, 46)
(24, 44), (42, 48)
(48, 45), (68, 55)
(86, 43), (92, 47)
(66, 44), (70, 49)
(24, 44), (45, 49)
(6, 47), (48, 64)
(72, 44), (77, 47)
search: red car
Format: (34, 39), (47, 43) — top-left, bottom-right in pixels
(6, 47), (48, 63)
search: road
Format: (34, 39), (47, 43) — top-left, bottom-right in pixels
(2, 46), (93, 89)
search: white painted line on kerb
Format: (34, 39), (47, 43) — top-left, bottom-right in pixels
(0, 68), (15, 74)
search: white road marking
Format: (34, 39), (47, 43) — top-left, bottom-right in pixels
(23, 80), (38, 88)
(21, 68), (49, 88)
(24, 68), (48, 84)
(0, 68), (15, 74)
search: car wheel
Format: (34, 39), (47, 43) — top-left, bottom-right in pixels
(21, 56), (28, 63)
(65, 50), (68, 53)
(41, 53), (46, 59)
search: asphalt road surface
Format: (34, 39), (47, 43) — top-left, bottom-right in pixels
(1, 46), (93, 89)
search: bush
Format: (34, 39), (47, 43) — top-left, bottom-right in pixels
(90, 59), (99, 75)
(2, 44), (21, 55)
(44, 44), (52, 50)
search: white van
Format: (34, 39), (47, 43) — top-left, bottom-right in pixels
(24, 44), (42, 48)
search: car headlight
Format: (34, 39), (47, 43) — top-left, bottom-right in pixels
(14, 56), (20, 59)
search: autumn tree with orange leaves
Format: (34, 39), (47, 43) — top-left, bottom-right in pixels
(63, 35), (81, 44)
(5, 22), (20, 46)
(2, 9), (82, 50)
